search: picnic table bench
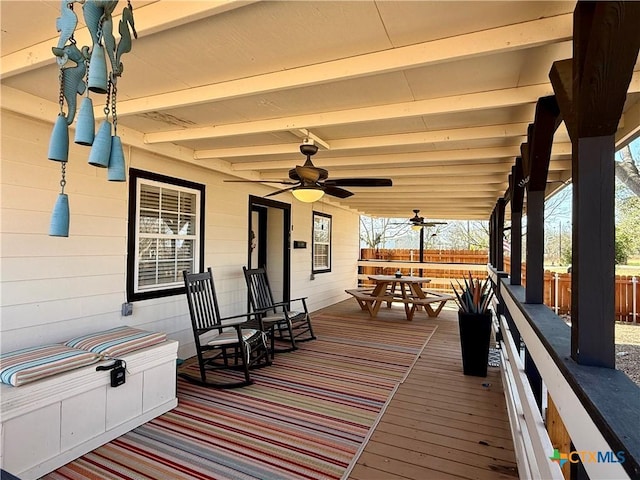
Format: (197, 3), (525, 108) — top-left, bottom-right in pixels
(345, 286), (453, 320)
(345, 288), (394, 317)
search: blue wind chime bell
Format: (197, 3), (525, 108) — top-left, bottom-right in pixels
(48, 0), (137, 237)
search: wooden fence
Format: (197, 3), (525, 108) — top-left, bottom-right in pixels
(359, 249), (639, 323)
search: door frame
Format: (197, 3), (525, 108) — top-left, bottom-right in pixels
(248, 195), (291, 303)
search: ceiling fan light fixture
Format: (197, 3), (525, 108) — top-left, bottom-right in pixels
(411, 224), (422, 231)
(292, 187), (324, 203)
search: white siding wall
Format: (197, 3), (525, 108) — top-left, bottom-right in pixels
(291, 203), (360, 312)
(0, 111), (358, 360)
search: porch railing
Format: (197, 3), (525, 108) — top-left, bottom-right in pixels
(357, 259), (487, 291)
(489, 266), (640, 480)
(358, 250), (639, 323)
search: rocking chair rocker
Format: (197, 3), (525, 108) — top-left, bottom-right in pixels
(180, 268), (271, 388)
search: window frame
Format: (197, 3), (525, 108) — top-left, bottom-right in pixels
(126, 169), (205, 302)
(312, 211), (332, 274)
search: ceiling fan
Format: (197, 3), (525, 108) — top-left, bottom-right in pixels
(224, 142), (392, 202)
(395, 210), (448, 229)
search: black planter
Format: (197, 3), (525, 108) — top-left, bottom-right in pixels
(457, 310), (492, 377)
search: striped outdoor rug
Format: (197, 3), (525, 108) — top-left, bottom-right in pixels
(45, 307), (437, 480)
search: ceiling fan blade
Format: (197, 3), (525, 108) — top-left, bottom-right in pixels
(323, 186), (353, 199)
(224, 179), (296, 185)
(416, 221), (448, 227)
(324, 178), (392, 187)
(264, 186), (298, 197)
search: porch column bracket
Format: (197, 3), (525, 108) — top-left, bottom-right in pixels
(511, 158), (525, 214)
(520, 129), (532, 183)
(528, 96), (562, 192)
(549, 59), (576, 140)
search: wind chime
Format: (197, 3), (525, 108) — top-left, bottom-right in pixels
(48, 0), (137, 236)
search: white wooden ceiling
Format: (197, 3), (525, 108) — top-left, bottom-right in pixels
(2, 1), (639, 220)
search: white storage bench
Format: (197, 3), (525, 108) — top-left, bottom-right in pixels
(0, 327), (179, 480)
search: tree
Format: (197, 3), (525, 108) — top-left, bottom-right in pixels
(615, 144), (640, 197)
(614, 141), (640, 262)
(436, 220), (489, 250)
(359, 216), (411, 249)
(616, 194), (640, 262)
(544, 187), (572, 265)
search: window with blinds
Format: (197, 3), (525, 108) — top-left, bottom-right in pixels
(312, 212), (331, 273)
(127, 170), (204, 301)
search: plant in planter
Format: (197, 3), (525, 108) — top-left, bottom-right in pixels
(451, 273), (494, 377)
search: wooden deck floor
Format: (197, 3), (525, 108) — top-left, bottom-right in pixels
(342, 301), (519, 480)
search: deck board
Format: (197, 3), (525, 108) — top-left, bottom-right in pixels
(346, 304), (518, 480)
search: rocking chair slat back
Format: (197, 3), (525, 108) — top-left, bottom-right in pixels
(184, 269), (222, 332)
(246, 268), (276, 313)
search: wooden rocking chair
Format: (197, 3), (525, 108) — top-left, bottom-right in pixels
(243, 267), (316, 354)
(180, 268), (271, 388)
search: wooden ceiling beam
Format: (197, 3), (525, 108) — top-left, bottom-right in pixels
(194, 123), (531, 159)
(615, 99), (640, 147)
(385, 175), (512, 186)
(342, 199), (496, 207)
(262, 163), (512, 179)
(289, 129), (331, 150)
(143, 83), (555, 144)
(348, 184), (507, 193)
(1, 1), (258, 79)
(356, 206), (492, 216)
(347, 191), (500, 199)
(144, 69), (638, 144)
(106, 14), (573, 117)
(230, 144), (571, 171)
(260, 159), (571, 180)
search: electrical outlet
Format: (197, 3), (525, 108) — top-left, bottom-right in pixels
(121, 302), (133, 316)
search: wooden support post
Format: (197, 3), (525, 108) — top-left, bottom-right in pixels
(572, 135), (616, 367)
(525, 190), (545, 304)
(510, 159), (525, 285)
(495, 198), (505, 272)
(549, 1), (640, 367)
(523, 96), (561, 305)
(489, 207), (496, 267)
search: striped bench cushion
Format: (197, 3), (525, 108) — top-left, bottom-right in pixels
(0, 344), (100, 387)
(64, 326), (167, 357)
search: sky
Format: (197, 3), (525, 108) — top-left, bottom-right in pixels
(546, 135), (640, 225)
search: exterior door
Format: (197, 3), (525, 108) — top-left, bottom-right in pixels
(248, 196), (291, 303)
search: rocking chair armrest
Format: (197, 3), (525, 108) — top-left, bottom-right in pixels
(261, 301), (289, 311)
(218, 316), (250, 328)
(220, 311), (261, 323)
(269, 297), (308, 308)
(290, 296), (308, 307)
